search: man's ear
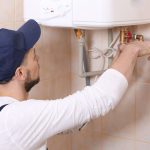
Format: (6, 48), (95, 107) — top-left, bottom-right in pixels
(14, 66), (27, 81)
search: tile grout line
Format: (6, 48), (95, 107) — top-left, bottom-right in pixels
(14, 0), (16, 29)
(134, 81), (137, 150)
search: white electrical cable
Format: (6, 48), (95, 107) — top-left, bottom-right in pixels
(88, 48), (105, 71)
(88, 33), (119, 60)
(87, 33), (120, 82)
(109, 34), (120, 48)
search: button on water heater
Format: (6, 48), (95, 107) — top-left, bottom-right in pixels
(40, 0), (72, 19)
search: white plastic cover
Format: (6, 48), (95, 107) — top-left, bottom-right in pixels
(40, 0), (72, 20)
(24, 0), (150, 28)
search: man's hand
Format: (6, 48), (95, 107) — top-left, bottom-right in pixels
(118, 41), (150, 57)
(111, 43), (140, 81)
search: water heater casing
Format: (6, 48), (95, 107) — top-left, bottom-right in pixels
(24, 0), (150, 28)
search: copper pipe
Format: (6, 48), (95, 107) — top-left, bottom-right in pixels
(74, 29), (85, 39)
(120, 27), (131, 44)
(120, 28), (126, 44)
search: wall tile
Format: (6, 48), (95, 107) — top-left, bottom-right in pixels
(72, 131), (103, 150)
(136, 141), (150, 150)
(102, 135), (135, 150)
(41, 26), (70, 81)
(14, 21), (25, 30)
(48, 134), (71, 150)
(70, 74), (85, 93)
(77, 117), (102, 136)
(28, 79), (52, 100)
(70, 30), (81, 75)
(102, 84), (136, 139)
(52, 73), (70, 99)
(0, 0), (15, 23)
(136, 83), (150, 142)
(135, 56), (150, 83)
(0, 23), (14, 30)
(15, 0), (24, 21)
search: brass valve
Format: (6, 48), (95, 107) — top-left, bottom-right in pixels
(119, 27), (150, 57)
(74, 29), (85, 40)
(120, 27), (144, 44)
(120, 28), (131, 44)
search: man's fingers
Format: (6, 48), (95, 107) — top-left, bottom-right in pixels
(118, 41), (150, 57)
(118, 44), (126, 52)
(138, 48), (150, 57)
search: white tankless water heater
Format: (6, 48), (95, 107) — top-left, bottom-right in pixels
(24, 0), (150, 28)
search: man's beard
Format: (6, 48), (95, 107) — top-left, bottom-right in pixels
(24, 71), (40, 92)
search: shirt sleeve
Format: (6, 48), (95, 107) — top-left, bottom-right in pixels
(4, 68), (128, 150)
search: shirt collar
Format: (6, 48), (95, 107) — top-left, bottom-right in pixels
(0, 96), (18, 106)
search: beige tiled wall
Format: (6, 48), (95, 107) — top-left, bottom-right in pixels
(0, 0), (71, 149)
(2, 0), (150, 150)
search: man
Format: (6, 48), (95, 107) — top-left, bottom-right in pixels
(0, 19), (149, 150)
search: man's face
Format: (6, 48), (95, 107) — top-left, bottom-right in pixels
(24, 48), (40, 92)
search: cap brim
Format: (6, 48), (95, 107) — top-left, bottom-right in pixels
(17, 19), (41, 50)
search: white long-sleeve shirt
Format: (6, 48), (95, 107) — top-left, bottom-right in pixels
(0, 69), (128, 150)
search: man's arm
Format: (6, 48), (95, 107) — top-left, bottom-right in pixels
(112, 43), (139, 82)
(4, 42), (149, 149)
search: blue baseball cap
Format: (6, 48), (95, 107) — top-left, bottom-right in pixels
(0, 19), (41, 83)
